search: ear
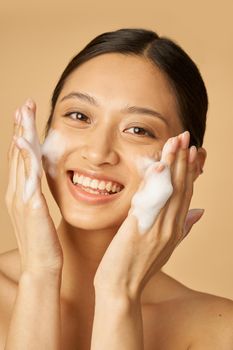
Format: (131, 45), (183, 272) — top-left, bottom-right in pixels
(193, 147), (207, 181)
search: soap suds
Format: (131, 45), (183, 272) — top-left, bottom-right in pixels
(17, 118), (68, 205)
(41, 129), (68, 177)
(130, 138), (174, 234)
(18, 107), (42, 207)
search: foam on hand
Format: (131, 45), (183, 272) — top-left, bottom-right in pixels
(130, 139), (174, 234)
(41, 129), (68, 177)
(18, 113), (68, 205)
(19, 107), (42, 206)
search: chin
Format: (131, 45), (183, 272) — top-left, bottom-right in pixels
(60, 205), (125, 231)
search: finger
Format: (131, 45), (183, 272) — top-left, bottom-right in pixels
(160, 136), (179, 167)
(25, 98), (36, 114)
(6, 109), (23, 201)
(170, 131), (190, 194)
(14, 135), (42, 204)
(7, 109), (21, 163)
(175, 208), (205, 248)
(183, 208), (205, 237)
(14, 136), (32, 178)
(8, 108), (22, 163)
(177, 145), (199, 227)
(157, 131), (190, 237)
(21, 100), (41, 159)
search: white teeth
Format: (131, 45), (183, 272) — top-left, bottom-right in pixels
(73, 173), (79, 184)
(83, 177), (91, 187)
(83, 187), (110, 195)
(77, 174), (84, 185)
(105, 182), (112, 191)
(90, 179), (99, 189)
(71, 172), (122, 193)
(98, 180), (106, 190)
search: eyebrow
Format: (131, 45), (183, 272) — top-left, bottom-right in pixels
(60, 91), (168, 126)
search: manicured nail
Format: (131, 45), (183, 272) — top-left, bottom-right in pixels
(188, 146), (197, 163)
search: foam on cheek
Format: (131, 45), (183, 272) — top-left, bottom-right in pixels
(41, 129), (68, 177)
(130, 154), (173, 235)
(134, 155), (158, 178)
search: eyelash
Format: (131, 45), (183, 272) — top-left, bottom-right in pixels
(64, 111), (156, 138)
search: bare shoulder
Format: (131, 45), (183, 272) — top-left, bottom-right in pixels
(143, 273), (233, 349)
(184, 289), (233, 349)
(158, 288), (232, 349)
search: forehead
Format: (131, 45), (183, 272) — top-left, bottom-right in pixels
(59, 53), (181, 131)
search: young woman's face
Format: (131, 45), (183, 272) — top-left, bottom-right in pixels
(43, 53), (184, 231)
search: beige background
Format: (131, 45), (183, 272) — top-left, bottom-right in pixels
(0, 0), (232, 299)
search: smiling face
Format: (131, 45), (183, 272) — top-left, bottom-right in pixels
(43, 53), (184, 231)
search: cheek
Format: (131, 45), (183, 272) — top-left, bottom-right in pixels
(127, 148), (161, 182)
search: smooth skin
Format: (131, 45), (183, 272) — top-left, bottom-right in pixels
(1, 53), (233, 349)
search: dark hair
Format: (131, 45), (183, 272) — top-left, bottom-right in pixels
(45, 28), (208, 147)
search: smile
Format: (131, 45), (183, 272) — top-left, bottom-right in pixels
(67, 171), (124, 204)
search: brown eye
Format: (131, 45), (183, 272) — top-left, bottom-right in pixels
(125, 126), (155, 138)
(64, 111), (90, 123)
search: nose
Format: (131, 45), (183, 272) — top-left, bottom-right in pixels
(80, 131), (120, 167)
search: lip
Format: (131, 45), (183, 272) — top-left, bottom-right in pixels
(67, 168), (124, 188)
(66, 172), (124, 204)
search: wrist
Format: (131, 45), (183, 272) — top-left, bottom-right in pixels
(94, 283), (142, 303)
(94, 287), (141, 311)
(20, 269), (62, 288)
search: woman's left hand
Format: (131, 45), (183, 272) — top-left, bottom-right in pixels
(93, 131), (204, 301)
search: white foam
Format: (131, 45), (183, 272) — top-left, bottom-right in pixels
(130, 138), (174, 234)
(18, 108), (42, 207)
(41, 129), (68, 177)
(21, 108), (41, 158)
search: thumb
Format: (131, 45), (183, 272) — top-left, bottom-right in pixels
(183, 208), (205, 237)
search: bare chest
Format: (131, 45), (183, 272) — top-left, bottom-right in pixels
(60, 302), (192, 350)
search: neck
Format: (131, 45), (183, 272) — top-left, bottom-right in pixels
(57, 219), (166, 307)
(57, 219), (120, 305)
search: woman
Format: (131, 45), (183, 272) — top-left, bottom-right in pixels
(1, 28), (232, 349)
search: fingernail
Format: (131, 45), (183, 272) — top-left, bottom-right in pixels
(188, 146), (197, 163)
(192, 208), (205, 217)
(181, 131), (190, 149)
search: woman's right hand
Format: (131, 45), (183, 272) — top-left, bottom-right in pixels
(5, 99), (63, 276)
